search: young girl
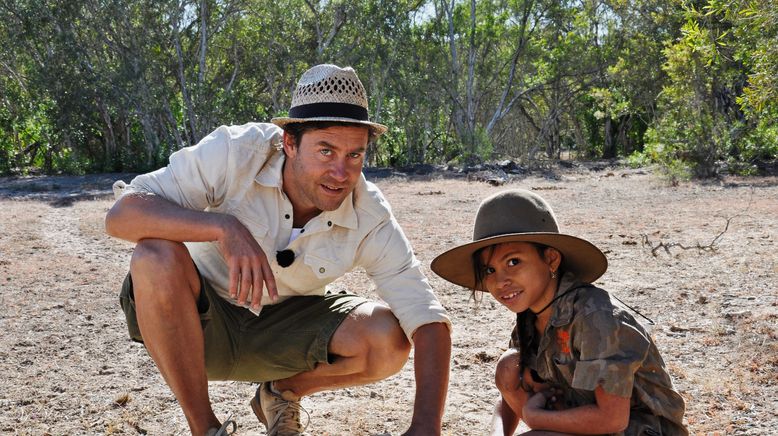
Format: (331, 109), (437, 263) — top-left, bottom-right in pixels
(431, 189), (687, 435)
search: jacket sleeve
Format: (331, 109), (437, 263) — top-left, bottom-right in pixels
(570, 309), (651, 397)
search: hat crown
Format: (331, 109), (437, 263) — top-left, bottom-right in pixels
(473, 190), (560, 240)
(291, 64), (368, 109)
(271, 64), (387, 137)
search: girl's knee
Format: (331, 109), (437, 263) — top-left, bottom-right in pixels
(495, 348), (521, 393)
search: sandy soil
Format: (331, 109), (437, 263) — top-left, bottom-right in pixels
(0, 165), (776, 435)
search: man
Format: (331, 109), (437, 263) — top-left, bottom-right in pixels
(105, 64), (451, 436)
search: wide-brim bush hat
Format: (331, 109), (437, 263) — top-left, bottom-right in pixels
(431, 189), (607, 290)
(271, 64), (388, 137)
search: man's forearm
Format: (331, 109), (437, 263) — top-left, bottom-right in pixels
(105, 193), (229, 243)
(408, 322), (451, 434)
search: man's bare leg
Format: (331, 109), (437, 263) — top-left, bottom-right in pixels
(273, 302), (411, 396)
(131, 239), (220, 435)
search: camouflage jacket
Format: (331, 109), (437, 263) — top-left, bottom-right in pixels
(510, 273), (688, 436)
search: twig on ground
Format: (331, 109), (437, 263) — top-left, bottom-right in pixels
(640, 186), (755, 257)
(641, 216), (736, 256)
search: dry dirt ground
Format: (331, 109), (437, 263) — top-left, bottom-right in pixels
(0, 165), (776, 435)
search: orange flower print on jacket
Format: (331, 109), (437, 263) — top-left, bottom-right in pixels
(557, 329), (571, 354)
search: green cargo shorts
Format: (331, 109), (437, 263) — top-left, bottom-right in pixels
(119, 270), (367, 382)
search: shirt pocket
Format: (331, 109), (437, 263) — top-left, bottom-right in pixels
(303, 252), (348, 281)
(233, 212), (271, 248)
(552, 354), (576, 385)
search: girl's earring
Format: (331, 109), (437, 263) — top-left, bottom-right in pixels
(550, 270), (557, 279)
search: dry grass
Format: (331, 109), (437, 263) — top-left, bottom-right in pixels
(0, 167), (776, 435)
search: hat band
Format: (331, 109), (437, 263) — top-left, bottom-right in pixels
(288, 102), (369, 121)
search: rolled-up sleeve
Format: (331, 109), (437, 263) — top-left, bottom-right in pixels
(570, 310), (650, 397)
(358, 216), (451, 341)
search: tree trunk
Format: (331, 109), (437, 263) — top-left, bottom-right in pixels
(98, 99), (117, 171)
(603, 116), (615, 158)
(172, 5), (199, 143)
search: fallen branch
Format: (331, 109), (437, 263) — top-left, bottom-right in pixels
(641, 216), (735, 256)
(641, 187), (754, 257)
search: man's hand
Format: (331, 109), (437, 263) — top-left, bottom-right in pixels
(217, 215), (278, 309)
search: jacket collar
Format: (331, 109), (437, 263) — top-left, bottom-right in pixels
(548, 272), (589, 327)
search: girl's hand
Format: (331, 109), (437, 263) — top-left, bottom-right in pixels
(524, 390), (549, 411)
(521, 391), (549, 428)
(544, 387), (567, 410)
(523, 387), (567, 416)
(523, 387), (570, 429)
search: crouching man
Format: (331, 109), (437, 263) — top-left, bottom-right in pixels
(105, 64), (451, 436)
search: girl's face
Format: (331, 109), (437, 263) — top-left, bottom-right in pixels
(479, 242), (560, 314)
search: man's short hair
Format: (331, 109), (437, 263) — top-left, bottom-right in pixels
(283, 121), (378, 147)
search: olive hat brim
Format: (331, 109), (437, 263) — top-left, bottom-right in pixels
(430, 232), (607, 291)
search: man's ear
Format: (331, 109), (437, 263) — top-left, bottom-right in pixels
(544, 247), (563, 271)
(282, 131), (297, 157)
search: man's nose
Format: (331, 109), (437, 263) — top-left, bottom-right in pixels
(329, 159), (348, 181)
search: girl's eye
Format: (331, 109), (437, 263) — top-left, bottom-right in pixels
(507, 258), (519, 266)
(484, 266), (496, 275)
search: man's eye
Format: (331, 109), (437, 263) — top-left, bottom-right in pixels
(320, 149), (332, 156)
(349, 152), (363, 159)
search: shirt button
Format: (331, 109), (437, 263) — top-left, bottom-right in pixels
(327, 221), (332, 227)
(300, 229), (305, 233)
(319, 267), (325, 273)
(285, 214), (290, 219)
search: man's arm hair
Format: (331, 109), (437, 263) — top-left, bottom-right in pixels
(105, 192), (231, 243)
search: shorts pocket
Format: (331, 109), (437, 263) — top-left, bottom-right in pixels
(119, 273), (144, 343)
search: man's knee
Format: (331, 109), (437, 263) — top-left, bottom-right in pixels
(363, 305), (411, 378)
(495, 348), (521, 394)
(130, 239), (198, 304)
(131, 239), (190, 272)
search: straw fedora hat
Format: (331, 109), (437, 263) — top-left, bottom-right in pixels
(431, 189), (607, 290)
(271, 64), (388, 136)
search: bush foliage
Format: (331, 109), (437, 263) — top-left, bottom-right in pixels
(0, 0), (774, 176)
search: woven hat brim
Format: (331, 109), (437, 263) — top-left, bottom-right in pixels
(271, 116), (388, 137)
(430, 233), (607, 291)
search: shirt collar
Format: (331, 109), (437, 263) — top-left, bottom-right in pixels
(322, 190), (358, 230)
(548, 272), (588, 327)
(254, 150), (285, 188)
(253, 152), (359, 230)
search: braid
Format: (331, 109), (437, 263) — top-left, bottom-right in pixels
(516, 310), (537, 376)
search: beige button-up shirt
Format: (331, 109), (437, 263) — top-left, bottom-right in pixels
(117, 122), (450, 339)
